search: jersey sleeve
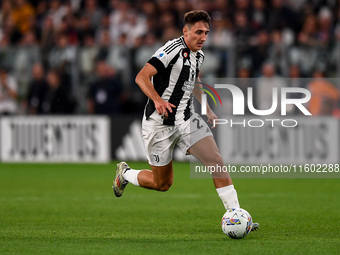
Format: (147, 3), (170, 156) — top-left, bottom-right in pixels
(147, 40), (182, 73)
(196, 50), (205, 72)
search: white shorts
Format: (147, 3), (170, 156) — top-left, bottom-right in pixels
(142, 113), (213, 166)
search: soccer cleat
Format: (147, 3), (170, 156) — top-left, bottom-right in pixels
(251, 222), (259, 232)
(113, 161), (130, 197)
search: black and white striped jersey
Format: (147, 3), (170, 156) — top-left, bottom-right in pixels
(144, 36), (204, 126)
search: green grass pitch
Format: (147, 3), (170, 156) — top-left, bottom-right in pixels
(0, 162), (339, 254)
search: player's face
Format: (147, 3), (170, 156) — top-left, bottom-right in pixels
(183, 21), (209, 52)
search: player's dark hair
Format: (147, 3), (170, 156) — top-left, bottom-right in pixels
(183, 10), (211, 27)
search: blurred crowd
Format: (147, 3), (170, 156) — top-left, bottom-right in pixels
(0, 0), (340, 116)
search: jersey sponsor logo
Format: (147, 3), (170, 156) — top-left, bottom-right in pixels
(197, 55), (204, 69)
(156, 52), (165, 59)
(183, 81), (195, 92)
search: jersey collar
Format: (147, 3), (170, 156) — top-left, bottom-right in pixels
(180, 36), (189, 49)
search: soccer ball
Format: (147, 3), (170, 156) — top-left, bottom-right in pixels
(221, 208), (253, 239)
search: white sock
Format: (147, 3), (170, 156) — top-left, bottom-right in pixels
(216, 185), (240, 210)
(123, 169), (141, 186)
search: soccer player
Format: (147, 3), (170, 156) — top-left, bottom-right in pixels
(113, 10), (258, 231)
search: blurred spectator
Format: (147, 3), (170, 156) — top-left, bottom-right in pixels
(42, 69), (76, 114)
(134, 33), (162, 71)
(161, 24), (182, 44)
(234, 0), (252, 19)
(106, 33), (130, 84)
(109, 1), (147, 46)
(251, 0), (269, 32)
(124, 10), (147, 46)
(160, 11), (182, 43)
(298, 15), (318, 47)
(138, 0), (158, 19)
(256, 62), (286, 114)
(26, 63), (48, 114)
(0, 67), (18, 115)
(289, 0), (309, 12)
(205, 11), (233, 49)
(233, 11), (255, 61)
(160, 11), (176, 31)
(208, 0), (232, 20)
(2, 14), (22, 45)
(35, 0), (48, 28)
(268, 29), (289, 76)
(156, 0), (172, 14)
(58, 11), (79, 45)
(145, 16), (162, 39)
(12, 31), (41, 95)
(11, 0), (35, 34)
(26, 15), (42, 42)
(205, 11), (233, 77)
(251, 30), (270, 76)
(48, 33), (76, 90)
(109, 0), (132, 43)
(173, 0), (192, 28)
(82, 0), (104, 29)
(95, 14), (110, 44)
(47, 0), (68, 29)
(267, 0), (298, 31)
(317, 7), (333, 48)
(41, 16), (56, 67)
(0, 0), (13, 28)
(289, 23), (320, 78)
(77, 14), (95, 46)
(70, 0), (82, 13)
(97, 29), (111, 61)
(335, 7), (340, 38)
(307, 70), (340, 116)
(0, 24), (16, 70)
(87, 61), (123, 115)
(79, 34), (98, 83)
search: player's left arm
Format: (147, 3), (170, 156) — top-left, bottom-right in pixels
(193, 76), (218, 128)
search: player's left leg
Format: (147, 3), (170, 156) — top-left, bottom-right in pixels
(189, 136), (259, 231)
(188, 136), (240, 210)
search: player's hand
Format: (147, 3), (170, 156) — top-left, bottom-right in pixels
(154, 99), (176, 117)
(206, 108), (218, 128)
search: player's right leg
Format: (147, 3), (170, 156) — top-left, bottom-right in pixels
(136, 161), (173, 191)
(112, 160), (173, 197)
(113, 123), (177, 197)
(113, 161), (131, 197)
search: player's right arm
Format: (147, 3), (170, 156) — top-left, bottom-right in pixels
(135, 63), (175, 117)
